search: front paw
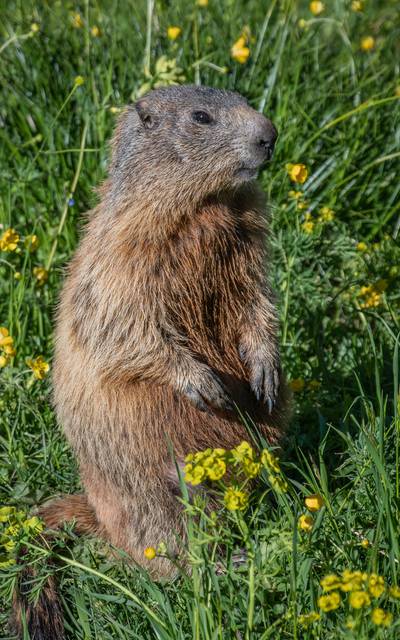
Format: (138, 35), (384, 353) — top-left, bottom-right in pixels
(239, 346), (280, 412)
(182, 366), (233, 413)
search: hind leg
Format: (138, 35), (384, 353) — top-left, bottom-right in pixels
(81, 464), (184, 578)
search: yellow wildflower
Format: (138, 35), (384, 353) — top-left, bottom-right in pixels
(368, 574), (385, 598)
(0, 506), (16, 522)
(289, 190), (303, 199)
(261, 449), (281, 473)
(349, 590), (371, 609)
(298, 514), (314, 532)
(26, 356), (50, 380)
(24, 234), (39, 251)
(23, 516), (44, 534)
(302, 221), (314, 234)
(309, 1), (324, 15)
(298, 612), (320, 627)
(345, 617), (356, 630)
(109, 106), (122, 114)
(72, 12), (84, 28)
(360, 538), (369, 548)
(144, 546), (156, 560)
(184, 463), (206, 486)
(321, 574), (342, 592)
(0, 558), (16, 568)
(167, 26), (182, 41)
(91, 26), (101, 37)
(360, 36), (375, 51)
(319, 206), (334, 222)
(74, 76), (85, 87)
(298, 18), (308, 29)
(14, 272), (22, 280)
(268, 474), (288, 493)
(197, 0), (208, 5)
(206, 458), (226, 481)
(286, 163), (308, 184)
(231, 36), (250, 64)
(371, 608), (392, 627)
(341, 570), (365, 592)
(231, 441), (254, 462)
(389, 585), (400, 599)
(242, 458), (261, 478)
(297, 200), (308, 210)
(33, 266), (48, 284)
(351, 0), (363, 11)
(318, 592), (341, 612)
(0, 355), (8, 368)
(224, 487), (248, 511)
(0, 228), (19, 252)
(289, 378), (305, 392)
(30, 23), (40, 33)
(356, 241), (367, 251)
(305, 494), (324, 512)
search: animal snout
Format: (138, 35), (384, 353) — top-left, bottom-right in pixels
(254, 117), (278, 162)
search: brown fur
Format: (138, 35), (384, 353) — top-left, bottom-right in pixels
(50, 85), (290, 579)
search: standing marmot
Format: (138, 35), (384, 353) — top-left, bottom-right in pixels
(46, 86), (290, 577)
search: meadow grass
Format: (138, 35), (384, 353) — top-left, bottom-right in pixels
(0, 0), (399, 638)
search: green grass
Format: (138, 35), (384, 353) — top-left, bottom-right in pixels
(0, 0), (399, 637)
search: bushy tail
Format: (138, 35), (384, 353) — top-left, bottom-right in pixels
(11, 494), (99, 640)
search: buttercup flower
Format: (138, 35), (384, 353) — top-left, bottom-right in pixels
(298, 514), (314, 532)
(197, 0), (208, 5)
(91, 26), (101, 37)
(360, 538), (369, 548)
(72, 12), (84, 28)
(0, 228), (19, 252)
(24, 234), (39, 251)
(351, 0), (363, 10)
(305, 494), (324, 512)
(361, 36), (375, 51)
(302, 221), (314, 234)
(30, 23), (40, 33)
(231, 36), (250, 64)
(321, 574), (342, 592)
(33, 266), (48, 284)
(0, 355), (8, 368)
(144, 546), (156, 560)
(309, 1), (324, 15)
(371, 608), (392, 627)
(184, 463), (206, 485)
(319, 206), (334, 222)
(26, 356), (50, 380)
(368, 574), (385, 598)
(74, 76), (85, 87)
(167, 26), (182, 40)
(389, 585), (400, 599)
(223, 487), (248, 511)
(349, 590), (371, 609)
(356, 241), (367, 251)
(318, 592), (341, 612)
(286, 163), (308, 184)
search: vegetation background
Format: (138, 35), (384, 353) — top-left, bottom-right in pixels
(0, 0), (399, 638)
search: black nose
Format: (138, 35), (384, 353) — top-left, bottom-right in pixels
(258, 123), (278, 160)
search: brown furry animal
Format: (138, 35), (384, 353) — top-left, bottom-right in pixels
(13, 85), (291, 637)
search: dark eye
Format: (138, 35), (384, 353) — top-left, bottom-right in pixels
(192, 110), (212, 125)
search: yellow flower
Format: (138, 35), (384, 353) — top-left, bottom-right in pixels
(319, 206), (334, 222)
(14, 272), (22, 280)
(206, 458), (226, 481)
(23, 516), (44, 534)
(30, 23), (40, 33)
(318, 592), (341, 612)
(72, 12), (84, 28)
(309, 1), (324, 15)
(298, 514), (314, 532)
(349, 590), (371, 609)
(24, 234), (39, 251)
(261, 450), (281, 473)
(144, 546), (156, 560)
(351, 0), (363, 11)
(268, 474), (288, 493)
(289, 190), (303, 200)
(302, 221), (315, 234)
(33, 266), (48, 284)
(231, 441), (254, 462)
(197, 0), (208, 5)
(0, 506), (16, 522)
(345, 617), (356, 630)
(298, 612), (320, 627)
(231, 36), (250, 64)
(242, 458), (261, 478)
(356, 241), (367, 251)
(286, 163), (308, 184)
(0, 355), (8, 368)
(26, 356), (50, 380)
(224, 487), (248, 511)
(289, 378), (305, 392)
(389, 585), (400, 598)
(371, 608), (392, 627)
(368, 574), (385, 598)
(109, 106), (122, 114)
(0, 228), (19, 251)
(305, 494), (324, 512)
(0, 558), (16, 568)
(360, 538), (369, 548)
(321, 574), (342, 592)
(91, 25), (101, 37)
(184, 463), (206, 486)
(74, 76), (85, 87)
(167, 26), (182, 40)
(341, 570), (365, 592)
(298, 18), (308, 29)
(361, 36), (375, 51)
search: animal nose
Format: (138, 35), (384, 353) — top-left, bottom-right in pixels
(257, 121), (278, 160)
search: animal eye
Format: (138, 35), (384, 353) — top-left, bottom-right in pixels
(192, 110), (212, 124)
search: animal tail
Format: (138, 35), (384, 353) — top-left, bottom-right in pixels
(11, 494), (100, 640)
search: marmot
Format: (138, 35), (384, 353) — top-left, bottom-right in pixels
(14, 84), (290, 638)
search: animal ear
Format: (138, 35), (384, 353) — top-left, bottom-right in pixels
(135, 100), (158, 130)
